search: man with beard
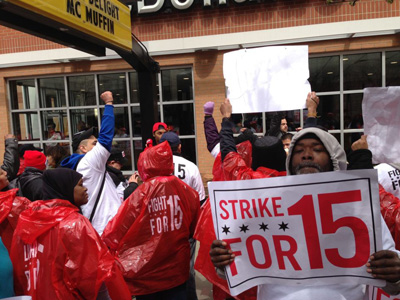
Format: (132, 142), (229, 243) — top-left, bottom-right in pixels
(209, 99), (400, 300)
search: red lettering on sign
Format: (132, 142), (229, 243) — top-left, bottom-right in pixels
(288, 194), (323, 269)
(219, 200), (229, 220)
(224, 238), (242, 276)
(273, 235), (301, 271)
(319, 190), (370, 268)
(246, 235), (272, 269)
(240, 199), (252, 219)
(272, 197), (284, 217)
(228, 200), (239, 219)
(258, 198), (272, 217)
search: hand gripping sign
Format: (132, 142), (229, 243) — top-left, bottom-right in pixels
(209, 169), (385, 296)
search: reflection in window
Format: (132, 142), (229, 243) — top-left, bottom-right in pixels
(129, 72), (140, 104)
(68, 75), (96, 106)
(344, 94), (364, 130)
(386, 51), (400, 87)
(100, 107), (130, 137)
(180, 138), (196, 164)
(38, 77), (66, 108)
(98, 73), (127, 104)
(309, 56), (340, 92)
(316, 95), (340, 130)
(41, 110), (69, 145)
(70, 109), (98, 135)
(133, 139), (143, 170)
(163, 103), (194, 135)
(265, 111), (301, 132)
(344, 132), (363, 154)
(131, 106), (141, 137)
(9, 79), (37, 110)
(343, 53), (382, 90)
(162, 69), (192, 101)
(12, 112), (40, 141)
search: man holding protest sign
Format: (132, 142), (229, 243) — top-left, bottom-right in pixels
(210, 99), (400, 299)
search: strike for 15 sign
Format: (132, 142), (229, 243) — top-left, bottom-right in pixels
(208, 169), (384, 296)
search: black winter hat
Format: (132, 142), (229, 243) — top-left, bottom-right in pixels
(251, 136), (286, 171)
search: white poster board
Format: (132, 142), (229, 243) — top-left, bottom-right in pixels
(362, 87), (400, 164)
(223, 45), (311, 113)
(209, 170), (384, 296)
(369, 287), (400, 300)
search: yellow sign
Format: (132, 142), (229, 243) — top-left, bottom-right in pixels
(7, 0), (132, 51)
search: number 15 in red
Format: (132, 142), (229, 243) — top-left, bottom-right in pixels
(288, 190), (370, 269)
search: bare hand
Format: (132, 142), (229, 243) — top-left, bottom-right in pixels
(306, 92), (319, 114)
(100, 91), (113, 104)
(210, 240), (235, 269)
(128, 172), (140, 184)
(220, 98), (232, 119)
(351, 135), (368, 151)
(366, 250), (400, 282)
(4, 134), (15, 140)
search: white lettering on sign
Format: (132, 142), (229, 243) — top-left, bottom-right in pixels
(23, 242), (43, 292)
(208, 169), (384, 296)
(148, 194), (183, 235)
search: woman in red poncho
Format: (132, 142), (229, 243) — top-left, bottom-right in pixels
(10, 168), (130, 300)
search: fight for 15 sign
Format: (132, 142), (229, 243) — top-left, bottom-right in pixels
(208, 169), (384, 296)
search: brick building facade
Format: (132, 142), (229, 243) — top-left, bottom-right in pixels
(0, 0), (399, 183)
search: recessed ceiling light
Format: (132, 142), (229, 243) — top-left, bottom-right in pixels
(391, 61), (398, 64)
(183, 77), (190, 80)
(367, 73), (374, 76)
(343, 58), (349, 61)
(327, 72), (333, 75)
(119, 75), (125, 79)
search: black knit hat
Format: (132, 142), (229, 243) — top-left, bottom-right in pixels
(251, 136), (286, 171)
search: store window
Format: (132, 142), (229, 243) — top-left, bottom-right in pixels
(8, 67), (197, 172)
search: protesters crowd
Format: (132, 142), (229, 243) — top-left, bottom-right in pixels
(1, 88), (400, 300)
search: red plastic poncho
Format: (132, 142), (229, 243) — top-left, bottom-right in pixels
(102, 141), (200, 296)
(0, 188), (30, 252)
(10, 200), (130, 300)
(379, 184), (400, 250)
(195, 141), (285, 300)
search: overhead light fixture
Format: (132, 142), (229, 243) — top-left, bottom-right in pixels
(327, 72), (333, 75)
(133, 89), (137, 92)
(343, 58), (349, 61)
(367, 73), (374, 76)
(81, 89), (85, 92)
(390, 61), (398, 64)
(59, 27), (69, 32)
(178, 90), (182, 92)
(183, 77), (190, 80)
(99, 83), (103, 86)
(119, 75), (126, 79)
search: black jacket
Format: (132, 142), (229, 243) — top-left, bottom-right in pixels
(18, 167), (44, 201)
(106, 165), (138, 200)
(1, 137), (20, 181)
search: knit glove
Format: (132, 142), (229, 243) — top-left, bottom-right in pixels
(204, 101), (215, 115)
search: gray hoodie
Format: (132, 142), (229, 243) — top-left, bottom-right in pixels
(286, 127), (347, 175)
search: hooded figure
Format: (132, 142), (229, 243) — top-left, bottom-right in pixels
(102, 141), (200, 298)
(10, 168), (131, 300)
(286, 127), (347, 175)
(42, 168), (82, 204)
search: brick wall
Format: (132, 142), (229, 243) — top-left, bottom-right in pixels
(132, 0), (399, 42)
(1, 0), (399, 54)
